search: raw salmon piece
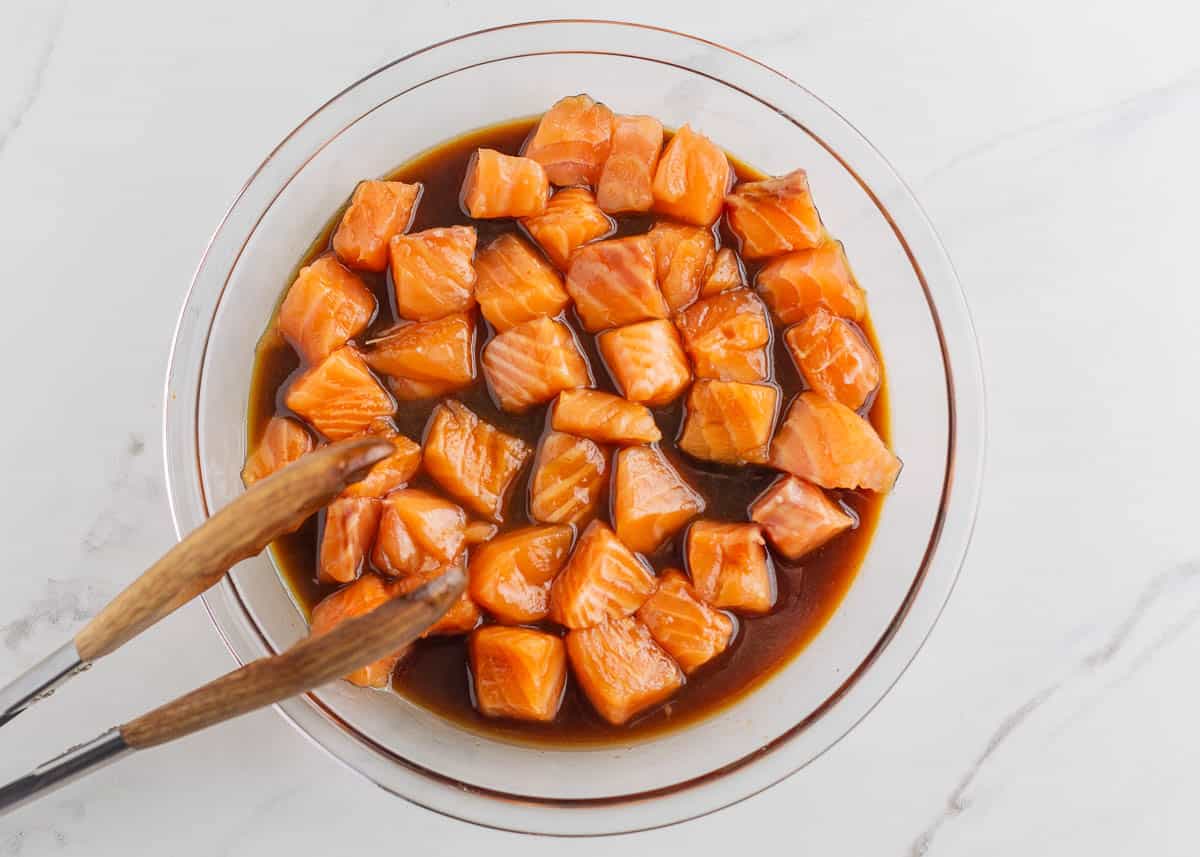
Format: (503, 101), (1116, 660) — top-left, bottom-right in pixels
(309, 574), (402, 688)
(566, 616), (683, 725)
(370, 489), (466, 578)
(340, 421), (422, 499)
(678, 380), (778, 465)
(648, 221), (715, 311)
(750, 476), (855, 560)
(548, 521), (656, 629)
(755, 241), (866, 324)
(598, 319), (692, 407)
(461, 149), (550, 219)
(523, 94), (614, 186)
(388, 554), (481, 637)
(474, 233), (570, 331)
(521, 187), (615, 270)
(770, 391), (900, 492)
(242, 416), (313, 486)
(319, 496), (382, 584)
(529, 431), (608, 526)
(389, 225), (477, 322)
(784, 309), (880, 411)
(636, 569), (734, 674)
(469, 524), (575, 624)
(550, 389), (662, 445)
(423, 400), (532, 522)
(464, 519), (500, 545)
(564, 235), (668, 332)
(685, 520), (775, 614)
(470, 626), (567, 722)
(482, 316), (591, 413)
(613, 446), (705, 555)
(277, 254), (376, 365)
(651, 125), (731, 227)
(284, 346), (395, 440)
(596, 115), (664, 214)
(700, 247), (745, 298)
(674, 287), (771, 383)
(333, 180), (421, 272)
(364, 313), (475, 401)
(726, 169), (825, 260)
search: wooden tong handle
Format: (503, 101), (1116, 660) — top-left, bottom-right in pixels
(73, 437), (394, 662)
(119, 564), (465, 749)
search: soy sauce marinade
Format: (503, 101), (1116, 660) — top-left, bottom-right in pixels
(248, 117), (889, 745)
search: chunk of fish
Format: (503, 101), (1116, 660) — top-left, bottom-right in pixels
(564, 234), (668, 332)
(699, 247), (745, 297)
(596, 114), (664, 214)
(749, 475), (856, 560)
(389, 225), (477, 322)
(339, 421), (421, 499)
(548, 521), (656, 629)
(651, 125), (731, 227)
(685, 520), (775, 614)
(242, 416), (313, 487)
(277, 254), (376, 364)
(674, 287), (771, 383)
(613, 445), (705, 555)
(677, 379), (778, 465)
(523, 94), (614, 186)
(473, 233), (569, 331)
(648, 221), (715, 311)
(769, 391), (900, 492)
(461, 148), (550, 219)
(529, 430), (608, 526)
(284, 346), (395, 440)
(309, 574), (403, 688)
(784, 309), (880, 410)
(318, 496), (382, 584)
(566, 616), (683, 725)
(469, 524), (575, 624)
(370, 488), (466, 578)
(755, 240), (866, 324)
(521, 186), (615, 270)
(333, 180), (421, 272)
(550, 389), (662, 445)
(470, 626), (567, 722)
(636, 569), (734, 674)
(598, 319), (692, 407)
(725, 169), (825, 259)
(482, 316), (591, 413)
(364, 313), (475, 400)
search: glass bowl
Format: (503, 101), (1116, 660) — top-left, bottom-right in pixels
(163, 20), (985, 836)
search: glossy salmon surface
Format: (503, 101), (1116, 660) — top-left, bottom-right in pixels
(770, 391), (900, 492)
(364, 313), (475, 400)
(677, 379), (778, 465)
(318, 496), (382, 584)
(521, 187), (614, 270)
(651, 125), (731, 227)
(333, 180), (421, 272)
(750, 475), (856, 560)
(648, 221), (715, 311)
(686, 520), (775, 614)
(278, 254), (376, 365)
(726, 169), (825, 259)
(242, 416), (312, 486)
(700, 247), (745, 297)
(482, 316), (591, 413)
(528, 430), (608, 526)
(674, 287), (771, 383)
(566, 616), (683, 725)
(596, 114), (663, 214)
(309, 574), (403, 688)
(390, 225), (477, 322)
(784, 309), (880, 410)
(598, 319), (691, 407)
(464, 519), (499, 545)
(548, 521), (656, 629)
(422, 400), (532, 521)
(339, 422), (421, 499)
(564, 234), (668, 332)
(461, 148), (550, 219)
(636, 569), (734, 674)
(755, 240), (866, 324)
(371, 488), (466, 578)
(550, 389), (662, 445)
(469, 524), (574, 624)
(523, 94), (614, 186)
(473, 233), (569, 331)
(470, 626), (567, 722)
(284, 346), (395, 440)
(613, 445), (705, 555)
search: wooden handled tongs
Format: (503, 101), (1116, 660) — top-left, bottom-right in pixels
(0, 438), (465, 815)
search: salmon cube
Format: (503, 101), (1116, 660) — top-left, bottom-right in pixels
(389, 225), (477, 322)
(470, 626), (567, 722)
(636, 569), (734, 674)
(700, 247), (745, 298)
(309, 574), (402, 688)
(464, 519), (500, 545)
(339, 422), (421, 499)
(529, 430), (608, 526)
(549, 521), (656, 629)
(750, 476), (856, 560)
(277, 255), (376, 364)
(784, 309), (880, 411)
(674, 288), (771, 383)
(474, 234), (570, 331)
(648, 221), (715, 311)
(482, 316), (591, 413)
(770, 391), (900, 492)
(469, 524), (575, 624)
(686, 520), (775, 614)
(389, 554), (481, 636)
(613, 446), (705, 554)
(755, 241), (866, 324)
(461, 149), (550, 219)
(284, 346), (395, 440)
(319, 496), (382, 584)
(521, 187), (615, 270)
(566, 616), (683, 725)
(678, 379), (778, 465)
(550, 389), (662, 445)
(726, 169), (825, 260)
(423, 400), (532, 522)
(651, 125), (731, 227)
(364, 313), (475, 400)
(333, 180), (421, 272)
(523, 94), (614, 186)
(598, 319), (691, 407)
(371, 489), (466, 578)
(596, 115), (664, 214)
(242, 416), (313, 486)
(565, 235), (668, 332)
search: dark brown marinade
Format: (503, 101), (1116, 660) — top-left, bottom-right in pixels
(246, 117), (889, 746)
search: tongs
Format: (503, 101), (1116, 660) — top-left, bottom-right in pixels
(0, 438), (465, 815)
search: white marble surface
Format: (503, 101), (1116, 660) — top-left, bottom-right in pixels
(2, 0), (1198, 853)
